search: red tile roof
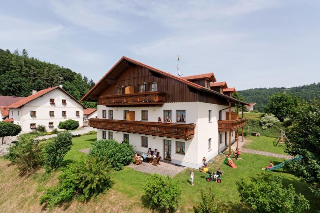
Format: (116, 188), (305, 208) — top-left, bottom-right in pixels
(223, 88), (236, 93)
(0, 107), (9, 118)
(82, 56), (247, 105)
(3, 118), (13, 122)
(8, 87), (86, 109)
(0, 96), (25, 107)
(210, 81), (228, 88)
(182, 73), (216, 82)
(84, 108), (97, 115)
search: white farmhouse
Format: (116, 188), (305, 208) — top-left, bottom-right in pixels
(7, 86), (85, 133)
(82, 57), (247, 168)
(83, 108), (97, 126)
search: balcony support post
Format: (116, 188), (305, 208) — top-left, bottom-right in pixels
(228, 101), (232, 155)
(241, 104), (244, 142)
(236, 129), (239, 149)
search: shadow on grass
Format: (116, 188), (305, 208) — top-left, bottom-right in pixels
(61, 159), (74, 167)
(224, 202), (253, 213)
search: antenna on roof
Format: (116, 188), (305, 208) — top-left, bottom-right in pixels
(177, 55), (182, 77)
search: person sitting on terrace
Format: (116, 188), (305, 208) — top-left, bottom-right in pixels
(158, 117), (162, 122)
(214, 168), (223, 182)
(202, 157), (207, 167)
(166, 117), (172, 123)
(153, 149), (158, 159)
(147, 148), (152, 155)
(134, 152), (142, 161)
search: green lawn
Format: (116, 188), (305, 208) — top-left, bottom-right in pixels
(40, 134), (319, 212)
(243, 136), (287, 155)
(242, 112), (263, 121)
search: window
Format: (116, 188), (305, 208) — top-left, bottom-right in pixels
(149, 82), (157, 91)
(139, 84), (146, 92)
(62, 111), (66, 117)
(124, 110), (129, 120)
(209, 110), (212, 123)
(30, 111), (36, 117)
(102, 110), (107, 118)
(208, 138), (211, 150)
(123, 133), (129, 142)
(30, 123), (36, 129)
(50, 99), (55, 105)
(12, 111), (13, 116)
(49, 122), (54, 128)
(76, 111), (80, 117)
(108, 110), (113, 119)
(176, 110), (186, 122)
(163, 110), (172, 122)
(117, 87), (123, 94)
(141, 136), (148, 147)
(108, 131), (113, 140)
(102, 131), (106, 139)
(219, 133), (223, 144)
(141, 110), (148, 121)
(176, 141), (185, 154)
(18, 111), (19, 116)
(62, 99), (67, 105)
(49, 111), (54, 117)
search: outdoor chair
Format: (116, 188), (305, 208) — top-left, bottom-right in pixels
(152, 156), (161, 166)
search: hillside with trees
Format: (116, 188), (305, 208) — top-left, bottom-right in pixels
(238, 83), (320, 111)
(0, 49), (95, 101)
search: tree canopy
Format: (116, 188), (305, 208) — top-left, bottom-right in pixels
(0, 48), (95, 99)
(0, 122), (21, 144)
(238, 83), (320, 112)
(286, 100), (320, 197)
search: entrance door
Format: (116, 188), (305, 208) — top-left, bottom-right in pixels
(164, 139), (172, 161)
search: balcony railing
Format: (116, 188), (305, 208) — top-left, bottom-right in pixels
(101, 91), (165, 106)
(218, 118), (247, 132)
(89, 118), (195, 140)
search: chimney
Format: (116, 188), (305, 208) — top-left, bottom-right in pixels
(32, 90), (37, 95)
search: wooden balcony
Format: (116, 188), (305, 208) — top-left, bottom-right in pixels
(218, 118), (247, 132)
(101, 91), (166, 107)
(89, 118), (195, 140)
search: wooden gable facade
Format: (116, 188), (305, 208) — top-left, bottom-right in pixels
(82, 57), (245, 107)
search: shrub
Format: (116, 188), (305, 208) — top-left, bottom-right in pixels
(40, 157), (112, 208)
(58, 119), (79, 131)
(6, 134), (44, 175)
(0, 121), (21, 144)
(143, 174), (181, 212)
(194, 187), (226, 213)
(44, 132), (73, 172)
(260, 113), (280, 129)
(237, 173), (309, 213)
(51, 128), (59, 134)
(89, 139), (134, 171)
(37, 125), (46, 133)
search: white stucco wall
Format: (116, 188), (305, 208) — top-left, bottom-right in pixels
(94, 102), (236, 168)
(0, 111), (2, 121)
(9, 89), (84, 133)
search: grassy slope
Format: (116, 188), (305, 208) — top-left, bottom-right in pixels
(1, 134), (319, 212)
(243, 136), (287, 155)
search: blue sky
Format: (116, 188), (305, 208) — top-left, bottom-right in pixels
(0, 0), (319, 90)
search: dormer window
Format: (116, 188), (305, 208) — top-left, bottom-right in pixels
(149, 82), (157, 91)
(50, 99), (55, 105)
(62, 99), (67, 105)
(30, 111), (36, 117)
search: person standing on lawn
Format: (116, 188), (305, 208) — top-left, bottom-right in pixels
(190, 170), (194, 186)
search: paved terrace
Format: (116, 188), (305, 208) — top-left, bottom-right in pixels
(128, 161), (186, 177)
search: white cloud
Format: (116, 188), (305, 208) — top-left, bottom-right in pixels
(0, 15), (66, 41)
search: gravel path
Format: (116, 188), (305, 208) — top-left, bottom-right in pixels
(241, 148), (293, 159)
(128, 161), (186, 177)
(35, 127), (95, 140)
